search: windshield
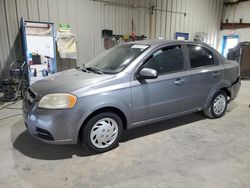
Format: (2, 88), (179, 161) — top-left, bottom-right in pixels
(85, 44), (149, 74)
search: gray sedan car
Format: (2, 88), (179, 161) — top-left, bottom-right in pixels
(23, 40), (240, 153)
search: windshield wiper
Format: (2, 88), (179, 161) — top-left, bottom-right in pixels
(75, 64), (90, 73)
(86, 67), (104, 74)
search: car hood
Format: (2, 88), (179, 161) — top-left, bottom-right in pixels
(30, 69), (113, 96)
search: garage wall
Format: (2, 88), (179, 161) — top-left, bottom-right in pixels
(0, 0), (223, 79)
(222, 1), (250, 23)
(153, 0), (223, 48)
(218, 1), (250, 52)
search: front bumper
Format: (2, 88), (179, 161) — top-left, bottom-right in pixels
(22, 99), (79, 145)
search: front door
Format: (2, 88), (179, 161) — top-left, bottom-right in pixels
(131, 45), (191, 124)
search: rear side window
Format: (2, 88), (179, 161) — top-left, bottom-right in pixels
(143, 45), (184, 75)
(187, 45), (215, 68)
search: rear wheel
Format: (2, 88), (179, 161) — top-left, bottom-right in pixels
(204, 91), (228, 119)
(80, 112), (123, 153)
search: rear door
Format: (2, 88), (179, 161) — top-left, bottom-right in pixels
(131, 45), (192, 124)
(184, 44), (224, 108)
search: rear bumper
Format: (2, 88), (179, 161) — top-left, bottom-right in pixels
(229, 77), (241, 101)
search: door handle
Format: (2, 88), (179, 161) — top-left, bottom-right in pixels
(213, 71), (221, 77)
(174, 78), (184, 85)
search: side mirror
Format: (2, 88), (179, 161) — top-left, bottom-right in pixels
(137, 68), (158, 79)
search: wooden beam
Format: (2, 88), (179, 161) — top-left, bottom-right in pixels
(220, 22), (250, 30)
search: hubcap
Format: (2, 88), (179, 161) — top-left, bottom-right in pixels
(213, 95), (226, 115)
(90, 118), (118, 149)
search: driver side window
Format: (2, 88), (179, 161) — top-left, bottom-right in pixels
(143, 45), (184, 75)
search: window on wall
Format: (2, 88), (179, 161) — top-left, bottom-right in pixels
(187, 45), (215, 68)
(143, 45), (184, 75)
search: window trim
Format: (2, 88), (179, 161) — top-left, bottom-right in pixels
(134, 44), (188, 79)
(184, 44), (219, 70)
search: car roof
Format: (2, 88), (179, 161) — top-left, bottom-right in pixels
(128, 39), (210, 48)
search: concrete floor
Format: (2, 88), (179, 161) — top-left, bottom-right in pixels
(0, 81), (249, 188)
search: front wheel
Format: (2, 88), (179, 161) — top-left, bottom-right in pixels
(204, 91), (228, 119)
(80, 112), (123, 153)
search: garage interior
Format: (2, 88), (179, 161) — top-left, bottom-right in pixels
(0, 0), (250, 187)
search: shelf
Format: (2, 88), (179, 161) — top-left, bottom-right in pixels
(220, 22), (250, 30)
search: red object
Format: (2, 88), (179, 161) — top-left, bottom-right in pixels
(132, 31), (136, 38)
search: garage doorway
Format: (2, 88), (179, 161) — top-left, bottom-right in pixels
(222, 35), (239, 58)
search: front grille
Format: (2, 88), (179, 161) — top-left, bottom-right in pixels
(35, 127), (54, 140)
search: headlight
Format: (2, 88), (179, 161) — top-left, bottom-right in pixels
(38, 93), (77, 109)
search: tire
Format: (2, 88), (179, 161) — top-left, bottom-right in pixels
(204, 91), (228, 119)
(80, 112), (123, 153)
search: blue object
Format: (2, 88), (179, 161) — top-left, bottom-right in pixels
(175, 32), (189, 40)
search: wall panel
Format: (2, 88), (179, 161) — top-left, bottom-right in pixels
(0, 0), (10, 78)
(219, 1), (250, 52)
(37, 0), (49, 21)
(222, 1), (250, 23)
(151, 0), (223, 48)
(26, 0), (39, 20)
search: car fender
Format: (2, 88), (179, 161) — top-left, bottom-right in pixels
(75, 94), (131, 138)
(204, 79), (231, 108)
